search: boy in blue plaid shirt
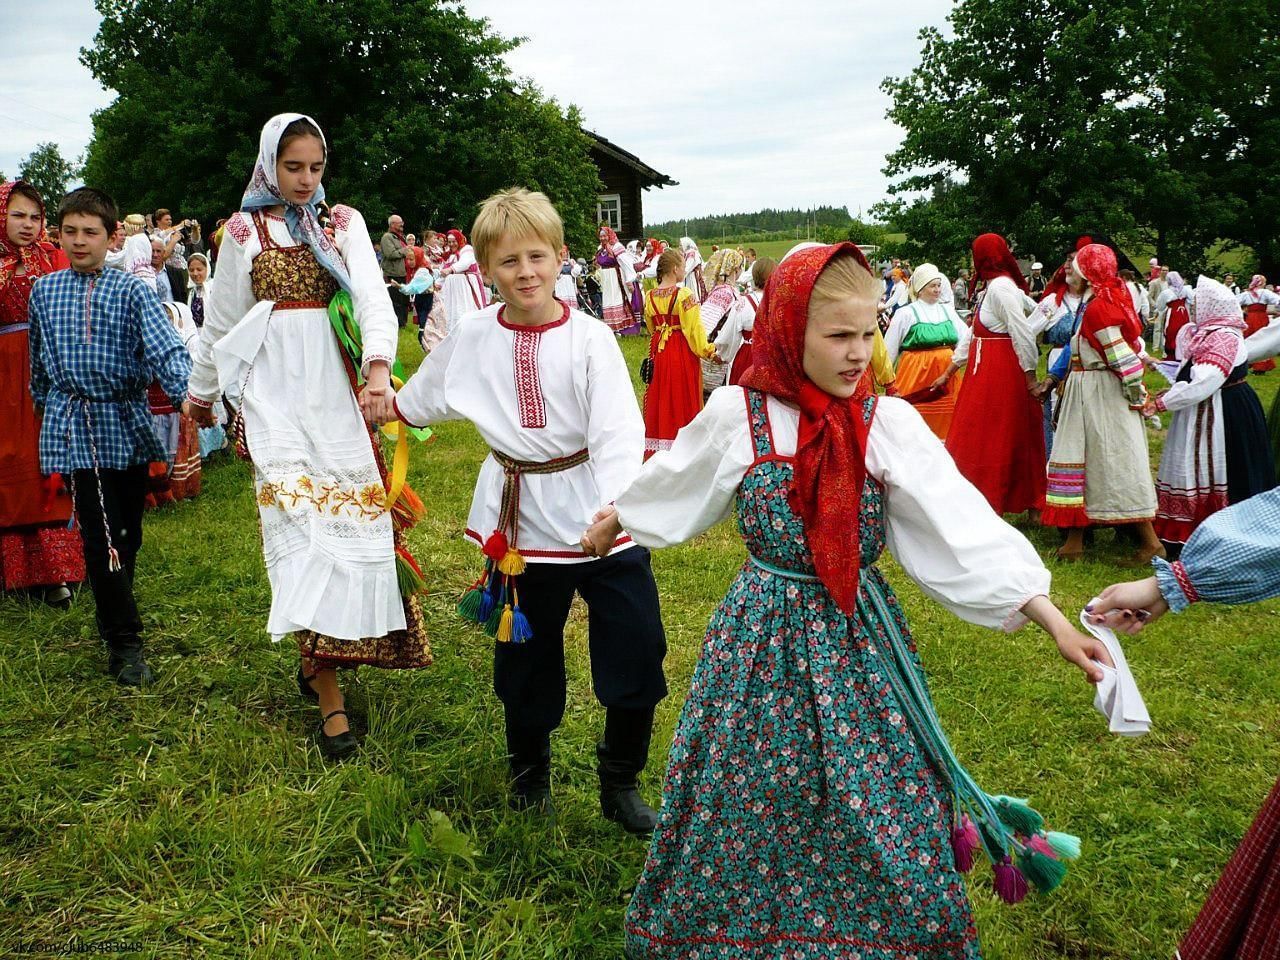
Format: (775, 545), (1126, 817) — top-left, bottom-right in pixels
(28, 188), (191, 686)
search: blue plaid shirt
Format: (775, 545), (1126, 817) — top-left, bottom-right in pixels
(1154, 488), (1280, 611)
(28, 267), (192, 472)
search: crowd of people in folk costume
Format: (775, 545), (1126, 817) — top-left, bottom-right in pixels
(2, 110), (1280, 958)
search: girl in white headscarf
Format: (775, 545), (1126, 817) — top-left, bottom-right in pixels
(883, 263), (971, 439)
(185, 114), (431, 760)
(679, 236), (706, 301)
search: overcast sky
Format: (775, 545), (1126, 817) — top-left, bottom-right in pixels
(0, 0), (954, 223)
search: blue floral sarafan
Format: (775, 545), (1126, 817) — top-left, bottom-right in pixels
(624, 389), (981, 960)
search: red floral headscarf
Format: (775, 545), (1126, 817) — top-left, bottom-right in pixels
(598, 225), (620, 250)
(0, 180), (55, 289)
(1075, 243), (1142, 347)
(740, 242), (877, 615)
(971, 233), (1029, 296)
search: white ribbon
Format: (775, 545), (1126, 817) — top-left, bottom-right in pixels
(1080, 608), (1151, 737)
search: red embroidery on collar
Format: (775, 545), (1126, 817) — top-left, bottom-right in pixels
(497, 301), (569, 333)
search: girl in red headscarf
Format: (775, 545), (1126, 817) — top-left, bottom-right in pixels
(0, 180), (84, 604)
(947, 233), (1046, 515)
(438, 227), (487, 335)
(1042, 244), (1162, 562)
(1238, 274), (1279, 373)
(583, 243), (1109, 959)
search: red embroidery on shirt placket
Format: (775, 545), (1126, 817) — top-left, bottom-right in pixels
(84, 275), (94, 341)
(513, 329), (546, 428)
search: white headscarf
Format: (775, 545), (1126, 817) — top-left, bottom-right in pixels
(907, 262), (945, 301)
(679, 236), (704, 268)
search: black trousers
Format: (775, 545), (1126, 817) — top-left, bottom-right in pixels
(495, 547), (667, 762)
(385, 281), (410, 327)
(72, 465), (147, 651)
(413, 291), (433, 327)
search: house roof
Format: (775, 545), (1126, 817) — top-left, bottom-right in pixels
(584, 130), (677, 189)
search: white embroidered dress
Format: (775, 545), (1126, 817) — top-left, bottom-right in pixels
(188, 205), (402, 641)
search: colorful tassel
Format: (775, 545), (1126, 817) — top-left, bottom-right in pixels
(992, 795), (1044, 836)
(390, 483), (426, 532)
(457, 581), (485, 621)
(394, 547), (427, 597)
(1025, 834), (1056, 858)
(483, 601), (504, 638)
(497, 547), (526, 577)
(477, 584), (497, 623)
(511, 606), (533, 644)
(1044, 831), (1081, 861)
(993, 857), (1028, 904)
(482, 531), (510, 563)
(1018, 847), (1068, 894)
(496, 604), (514, 643)
(950, 823), (976, 873)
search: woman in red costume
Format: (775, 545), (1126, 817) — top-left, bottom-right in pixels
(0, 180), (83, 605)
(946, 233), (1045, 515)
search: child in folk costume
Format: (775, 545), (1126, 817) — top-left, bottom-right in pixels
(554, 244), (582, 310)
(1041, 244), (1163, 562)
(438, 228), (488, 335)
(947, 233), (1046, 515)
(596, 225), (643, 334)
(1090, 492), (1280, 960)
(1238, 275), (1280, 374)
(1154, 270), (1193, 359)
(635, 237), (664, 291)
(0, 180), (84, 606)
(185, 114), (431, 760)
(145, 302), (203, 507)
(387, 189), (667, 833)
(715, 256), (777, 387)
(884, 262), (971, 440)
(642, 249), (716, 460)
(679, 236), (707, 302)
(30, 188), (192, 686)
(698, 247), (744, 398)
(581, 243), (1110, 959)
(1150, 276), (1276, 552)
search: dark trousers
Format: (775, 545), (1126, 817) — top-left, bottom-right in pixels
(72, 465), (147, 651)
(385, 281), (410, 327)
(495, 546), (667, 766)
(413, 291), (433, 328)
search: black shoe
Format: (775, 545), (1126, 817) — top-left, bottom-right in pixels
(508, 786), (556, 820)
(316, 709), (357, 760)
(597, 706), (659, 836)
(296, 664), (320, 703)
(43, 584), (73, 609)
(601, 786), (657, 835)
(108, 649), (154, 687)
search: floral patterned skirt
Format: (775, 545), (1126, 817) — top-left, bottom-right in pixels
(624, 563), (980, 959)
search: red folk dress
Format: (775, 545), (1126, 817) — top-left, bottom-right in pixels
(643, 285), (713, 460)
(0, 183), (83, 590)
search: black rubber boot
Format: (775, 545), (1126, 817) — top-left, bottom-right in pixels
(598, 706), (658, 836)
(508, 740), (554, 819)
(107, 639), (153, 687)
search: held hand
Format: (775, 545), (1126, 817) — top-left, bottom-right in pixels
(183, 400), (216, 427)
(1054, 628), (1114, 683)
(360, 383), (397, 426)
(1086, 578), (1169, 635)
(579, 505), (622, 557)
(928, 373), (950, 392)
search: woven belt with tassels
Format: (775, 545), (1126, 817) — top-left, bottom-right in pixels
(456, 447), (591, 644)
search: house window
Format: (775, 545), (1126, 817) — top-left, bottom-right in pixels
(596, 194), (622, 231)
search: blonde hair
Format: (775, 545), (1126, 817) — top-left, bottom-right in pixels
(471, 187), (564, 269)
(656, 248), (684, 282)
(751, 257), (777, 291)
(810, 250), (882, 309)
(123, 213), (146, 237)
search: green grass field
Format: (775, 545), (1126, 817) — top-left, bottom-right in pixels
(2, 329), (1278, 959)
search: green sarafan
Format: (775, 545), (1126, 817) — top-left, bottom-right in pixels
(2, 327), (1277, 959)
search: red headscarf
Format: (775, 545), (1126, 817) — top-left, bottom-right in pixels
(445, 228), (467, 250)
(1075, 243), (1142, 348)
(0, 180), (56, 289)
(598, 225), (620, 250)
(740, 242), (876, 615)
(971, 233), (1029, 297)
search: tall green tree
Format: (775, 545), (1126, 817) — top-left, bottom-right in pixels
(79, 0), (601, 253)
(878, 0), (1275, 274)
(18, 143), (80, 209)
